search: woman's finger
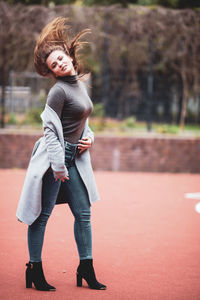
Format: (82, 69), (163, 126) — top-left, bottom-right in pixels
(79, 137), (91, 144)
(78, 144), (89, 149)
(78, 140), (91, 145)
(56, 175), (69, 182)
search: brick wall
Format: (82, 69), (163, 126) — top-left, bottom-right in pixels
(0, 133), (39, 169)
(90, 136), (200, 173)
(0, 133), (200, 173)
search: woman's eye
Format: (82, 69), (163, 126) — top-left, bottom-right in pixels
(59, 56), (63, 61)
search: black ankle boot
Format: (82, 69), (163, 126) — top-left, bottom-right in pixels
(26, 261), (56, 291)
(76, 259), (106, 290)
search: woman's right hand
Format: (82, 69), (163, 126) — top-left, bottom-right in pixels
(55, 175), (69, 182)
(53, 170), (69, 182)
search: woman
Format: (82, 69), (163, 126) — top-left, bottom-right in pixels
(16, 17), (106, 292)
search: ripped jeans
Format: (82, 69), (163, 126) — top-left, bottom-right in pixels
(27, 141), (92, 262)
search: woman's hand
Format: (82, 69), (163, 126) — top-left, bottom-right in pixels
(54, 169), (69, 182)
(55, 175), (69, 182)
(78, 136), (92, 154)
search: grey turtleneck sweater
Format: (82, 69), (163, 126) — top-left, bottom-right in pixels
(46, 75), (93, 144)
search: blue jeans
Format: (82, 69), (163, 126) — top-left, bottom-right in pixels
(27, 142), (92, 262)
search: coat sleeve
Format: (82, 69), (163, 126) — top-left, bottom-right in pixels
(43, 126), (69, 179)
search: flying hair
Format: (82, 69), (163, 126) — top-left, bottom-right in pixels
(34, 17), (91, 78)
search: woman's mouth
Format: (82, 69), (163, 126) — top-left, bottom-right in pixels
(62, 65), (68, 71)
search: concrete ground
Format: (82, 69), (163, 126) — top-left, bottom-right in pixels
(0, 169), (200, 300)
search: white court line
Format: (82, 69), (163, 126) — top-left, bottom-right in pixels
(184, 193), (200, 214)
(195, 203), (200, 214)
(184, 193), (200, 200)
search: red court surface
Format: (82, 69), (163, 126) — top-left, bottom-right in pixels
(0, 169), (200, 300)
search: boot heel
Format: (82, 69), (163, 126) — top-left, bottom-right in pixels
(77, 272), (82, 287)
(26, 269), (32, 288)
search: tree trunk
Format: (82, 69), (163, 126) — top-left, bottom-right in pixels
(101, 15), (110, 117)
(180, 71), (188, 131)
(146, 39), (153, 131)
(116, 56), (128, 120)
(177, 74), (183, 125)
(0, 64), (6, 129)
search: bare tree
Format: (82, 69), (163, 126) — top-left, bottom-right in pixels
(159, 8), (200, 129)
(0, 2), (49, 127)
(0, 2), (200, 128)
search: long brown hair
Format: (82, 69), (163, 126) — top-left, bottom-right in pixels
(34, 17), (91, 78)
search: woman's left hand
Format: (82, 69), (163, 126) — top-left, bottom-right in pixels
(78, 136), (92, 154)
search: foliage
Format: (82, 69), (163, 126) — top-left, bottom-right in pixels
(4, 111), (200, 136)
(91, 103), (104, 117)
(3, 0), (200, 8)
(82, 0), (199, 8)
(24, 107), (43, 124)
(0, 1), (49, 127)
(0, 2), (200, 130)
(7, 113), (18, 125)
(88, 117), (200, 136)
(89, 117), (200, 136)
(89, 118), (106, 132)
(156, 124), (179, 134)
(4, 0), (74, 4)
(0, 2), (46, 80)
(125, 116), (136, 128)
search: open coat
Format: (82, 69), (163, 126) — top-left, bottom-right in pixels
(16, 104), (99, 226)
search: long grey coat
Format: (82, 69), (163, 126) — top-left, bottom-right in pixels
(16, 104), (99, 225)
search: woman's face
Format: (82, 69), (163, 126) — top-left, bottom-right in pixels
(46, 50), (76, 77)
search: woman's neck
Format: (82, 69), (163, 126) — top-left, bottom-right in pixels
(57, 74), (78, 84)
